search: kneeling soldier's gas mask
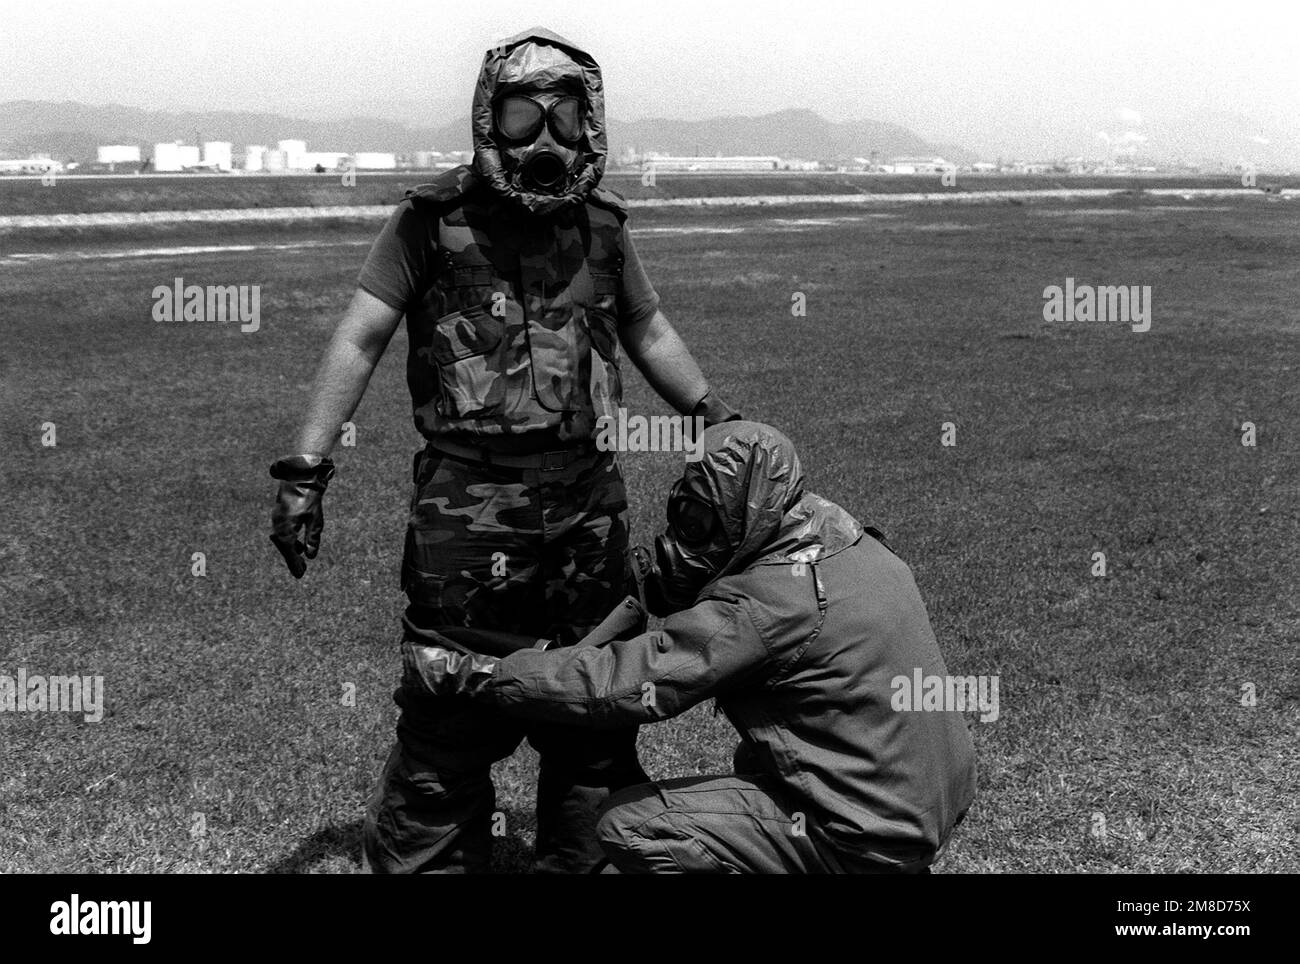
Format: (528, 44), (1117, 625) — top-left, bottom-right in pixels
(633, 422), (810, 618)
(638, 474), (735, 617)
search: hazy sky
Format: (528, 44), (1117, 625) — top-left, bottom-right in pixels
(2, 0), (1296, 158)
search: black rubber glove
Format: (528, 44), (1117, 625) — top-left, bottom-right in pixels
(401, 597), (648, 700)
(691, 389), (742, 428)
(269, 454), (336, 579)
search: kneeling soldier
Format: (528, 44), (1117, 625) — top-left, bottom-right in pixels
(406, 421), (977, 873)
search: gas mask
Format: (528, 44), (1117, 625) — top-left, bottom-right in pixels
(471, 30), (608, 217)
(637, 476), (735, 617)
(494, 89), (584, 195)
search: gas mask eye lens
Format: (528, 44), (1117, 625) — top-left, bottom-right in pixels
(497, 96), (545, 141)
(549, 96), (583, 143)
(497, 95), (583, 144)
(670, 496), (717, 547)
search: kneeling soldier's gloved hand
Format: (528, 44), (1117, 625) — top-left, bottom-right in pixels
(691, 389), (742, 428)
(269, 454), (336, 579)
(404, 596), (648, 699)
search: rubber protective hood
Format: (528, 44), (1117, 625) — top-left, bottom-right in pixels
(685, 422), (864, 587)
(472, 27), (608, 215)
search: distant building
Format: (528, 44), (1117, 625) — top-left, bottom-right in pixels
(263, 149), (287, 172)
(278, 139), (308, 170)
(642, 155), (781, 172)
(97, 145), (141, 164)
(153, 142), (201, 172)
(881, 156), (949, 174)
(1008, 160), (1052, 175)
(0, 157), (63, 175)
(423, 151), (470, 170)
(244, 145), (267, 172)
(849, 151), (887, 172)
(303, 151), (350, 171)
(353, 152), (397, 170)
(202, 141), (233, 171)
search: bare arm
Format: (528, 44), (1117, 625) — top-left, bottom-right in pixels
(294, 288), (404, 455)
(617, 308), (709, 415)
(268, 288), (402, 578)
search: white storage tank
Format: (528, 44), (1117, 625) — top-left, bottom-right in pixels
(153, 142), (199, 172)
(97, 145), (141, 164)
(353, 152), (397, 170)
(202, 141), (233, 170)
(277, 139), (308, 169)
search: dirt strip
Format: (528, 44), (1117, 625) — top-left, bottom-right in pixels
(1, 188), (1294, 230)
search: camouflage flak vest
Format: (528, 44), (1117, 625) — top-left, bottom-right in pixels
(404, 166), (628, 444)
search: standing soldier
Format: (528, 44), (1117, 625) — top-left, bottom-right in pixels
(268, 26), (740, 873)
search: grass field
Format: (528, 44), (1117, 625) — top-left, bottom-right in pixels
(2, 192), (1298, 872)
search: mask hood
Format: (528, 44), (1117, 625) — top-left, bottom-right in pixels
(472, 26), (608, 216)
(684, 421), (864, 585)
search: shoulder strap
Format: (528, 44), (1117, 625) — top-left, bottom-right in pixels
(402, 166), (482, 296)
(404, 165), (480, 211)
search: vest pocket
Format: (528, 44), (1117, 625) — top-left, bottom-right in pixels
(429, 305), (505, 418)
(528, 305), (588, 413)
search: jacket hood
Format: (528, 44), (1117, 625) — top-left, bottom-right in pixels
(685, 421), (863, 583)
(471, 27), (608, 214)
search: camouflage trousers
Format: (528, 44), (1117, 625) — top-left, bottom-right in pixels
(362, 444), (648, 874)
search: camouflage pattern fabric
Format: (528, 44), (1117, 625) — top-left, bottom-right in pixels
(399, 445), (632, 641)
(362, 446), (646, 874)
(403, 168), (628, 444)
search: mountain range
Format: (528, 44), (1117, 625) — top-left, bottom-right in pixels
(0, 101), (973, 164)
